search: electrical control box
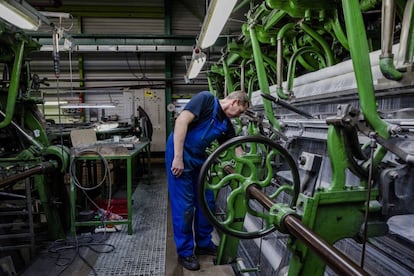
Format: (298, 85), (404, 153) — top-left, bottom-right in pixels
(298, 152), (322, 173)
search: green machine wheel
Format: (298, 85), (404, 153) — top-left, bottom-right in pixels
(198, 135), (300, 239)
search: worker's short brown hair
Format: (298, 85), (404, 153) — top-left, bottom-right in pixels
(226, 90), (250, 108)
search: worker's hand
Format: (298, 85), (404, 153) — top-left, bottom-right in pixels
(171, 158), (184, 177)
(235, 146), (244, 157)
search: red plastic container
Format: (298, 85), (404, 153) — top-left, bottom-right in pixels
(95, 198), (128, 218)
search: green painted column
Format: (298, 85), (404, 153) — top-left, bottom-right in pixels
(0, 41), (24, 128)
(341, 0), (389, 138)
(249, 25), (280, 130)
(341, 0), (390, 169)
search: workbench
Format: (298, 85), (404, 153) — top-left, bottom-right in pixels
(69, 141), (151, 235)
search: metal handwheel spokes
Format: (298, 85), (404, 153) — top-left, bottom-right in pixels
(198, 135), (300, 239)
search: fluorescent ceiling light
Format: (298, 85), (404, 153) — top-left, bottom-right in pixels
(60, 103), (116, 109)
(44, 101), (68, 106)
(0, 0), (41, 30)
(39, 11), (71, 19)
(198, 0), (237, 49)
(186, 48), (207, 79)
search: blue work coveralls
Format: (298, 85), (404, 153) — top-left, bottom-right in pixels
(165, 98), (228, 257)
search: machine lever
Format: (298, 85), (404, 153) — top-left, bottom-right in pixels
(372, 133), (414, 165)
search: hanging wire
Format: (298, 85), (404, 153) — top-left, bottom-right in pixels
(69, 45), (73, 99)
(70, 149), (113, 212)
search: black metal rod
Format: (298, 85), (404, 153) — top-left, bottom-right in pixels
(283, 215), (368, 276)
(246, 185), (369, 276)
(261, 93), (315, 119)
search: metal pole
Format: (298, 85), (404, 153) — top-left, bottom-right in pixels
(0, 161), (56, 189)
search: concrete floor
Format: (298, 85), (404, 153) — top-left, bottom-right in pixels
(19, 162), (234, 276)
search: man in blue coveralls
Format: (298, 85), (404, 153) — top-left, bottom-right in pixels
(165, 90), (249, 270)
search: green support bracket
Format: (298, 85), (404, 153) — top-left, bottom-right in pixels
(327, 125), (348, 191)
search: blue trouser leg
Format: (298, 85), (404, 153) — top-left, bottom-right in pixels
(167, 166), (196, 257)
(194, 179), (215, 248)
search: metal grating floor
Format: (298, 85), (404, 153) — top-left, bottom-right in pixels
(90, 174), (167, 276)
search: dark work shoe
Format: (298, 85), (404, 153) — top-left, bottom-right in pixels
(195, 245), (217, 256)
(178, 255), (200, 271)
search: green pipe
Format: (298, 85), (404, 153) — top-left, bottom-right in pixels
(264, 10), (287, 31)
(252, 2), (270, 22)
(330, 10), (349, 50)
(379, 56), (403, 80)
(222, 60), (234, 95)
(276, 23), (296, 99)
(360, 0), (381, 11)
(277, 22), (296, 41)
(300, 23), (335, 66)
(262, 55), (277, 73)
(341, 0), (389, 138)
(341, 0), (390, 171)
(249, 25), (280, 130)
(240, 59), (246, 92)
(286, 46), (326, 93)
(292, 37), (319, 71)
(245, 59), (257, 98)
(0, 41), (25, 129)
(255, 25), (277, 44)
(244, 59), (256, 96)
(226, 53), (241, 67)
(207, 74), (214, 93)
(380, 0), (403, 81)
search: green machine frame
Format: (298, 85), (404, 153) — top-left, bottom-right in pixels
(200, 0), (414, 275)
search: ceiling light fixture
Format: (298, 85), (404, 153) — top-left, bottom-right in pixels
(185, 48), (207, 80)
(44, 101), (68, 106)
(0, 0), (42, 30)
(198, 0), (237, 49)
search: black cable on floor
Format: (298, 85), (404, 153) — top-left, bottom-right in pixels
(47, 232), (116, 275)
